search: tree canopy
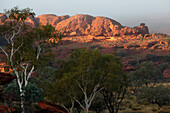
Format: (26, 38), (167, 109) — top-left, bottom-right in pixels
(40, 49), (127, 113)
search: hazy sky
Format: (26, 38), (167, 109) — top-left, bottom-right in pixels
(1, 0), (170, 33)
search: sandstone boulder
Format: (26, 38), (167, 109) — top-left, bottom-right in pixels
(134, 26), (149, 35)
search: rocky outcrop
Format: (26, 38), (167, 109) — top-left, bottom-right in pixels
(90, 17), (123, 36)
(36, 14), (69, 26)
(0, 13), (149, 37)
(55, 14), (95, 36)
(55, 15), (149, 37)
(55, 14), (149, 37)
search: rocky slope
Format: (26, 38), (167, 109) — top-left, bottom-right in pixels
(0, 13), (149, 37)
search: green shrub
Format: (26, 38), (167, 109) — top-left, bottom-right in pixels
(157, 63), (168, 73)
(3, 81), (42, 103)
(145, 54), (158, 61)
(129, 60), (139, 66)
(137, 85), (170, 107)
(90, 44), (101, 49)
(115, 51), (127, 57)
(162, 55), (170, 62)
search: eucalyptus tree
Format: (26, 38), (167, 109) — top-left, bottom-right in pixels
(129, 61), (163, 94)
(0, 7), (61, 113)
(136, 85), (170, 107)
(42, 49), (126, 113)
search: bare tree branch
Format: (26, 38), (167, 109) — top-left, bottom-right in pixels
(13, 41), (23, 55)
(36, 45), (41, 60)
(0, 47), (9, 59)
(26, 65), (34, 82)
(4, 34), (10, 44)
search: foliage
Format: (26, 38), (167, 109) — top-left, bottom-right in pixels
(129, 61), (163, 89)
(128, 60), (139, 66)
(137, 85), (170, 107)
(4, 6), (35, 21)
(157, 63), (168, 73)
(38, 66), (56, 80)
(90, 94), (106, 113)
(115, 51), (127, 57)
(3, 80), (42, 103)
(100, 71), (128, 113)
(40, 49), (126, 113)
(145, 54), (158, 61)
(162, 55), (170, 62)
(90, 44), (102, 50)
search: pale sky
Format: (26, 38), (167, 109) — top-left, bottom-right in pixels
(1, 0), (170, 34)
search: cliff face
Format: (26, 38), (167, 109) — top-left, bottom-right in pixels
(0, 13), (149, 37)
(36, 14), (70, 26)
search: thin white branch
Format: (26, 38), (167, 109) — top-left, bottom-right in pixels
(70, 99), (75, 113)
(61, 104), (70, 113)
(76, 80), (88, 98)
(10, 30), (16, 42)
(4, 35), (10, 44)
(24, 64), (29, 86)
(36, 45), (41, 59)
(13, 41), (23, 55)
(26, 65), (34, 81)
(20, 63), (29, 86)
(15, 22), (23, 35)
(67, 92), (85, 110)
(20, 72), (23, 86)
(88, 86), (104, 107)
(74, 98), (85, 110)
(13, 69), (22, 92)
(76, 80), (84, 92)
(10, 42), (14, 62)
(0, 47), (9, 59)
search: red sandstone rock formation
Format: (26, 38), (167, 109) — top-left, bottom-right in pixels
(36, 14), (69, 26)
(90, 16), (123, 36)
(54, 14), (149, 37)
(55, 14), (95, 36)
(0, 13), (149, 37)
